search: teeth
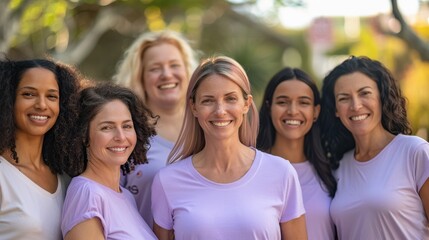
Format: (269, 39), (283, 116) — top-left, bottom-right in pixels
(285, 120), (301, 125)
(30, 115), (48, 120)
(110, 147), (126, 152)
(351, 114), (368, 121)
(159, 83), (176, 89)
(212, 121), (230, 127)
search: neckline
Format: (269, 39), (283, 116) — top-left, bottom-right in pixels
(187, 148), (261, 189)
(352, 134), (400, 164)
(0, 156), (61, 196)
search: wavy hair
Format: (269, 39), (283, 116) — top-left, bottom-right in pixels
(257, 67), (336, 197)
(113, 30), (198, 100)
(66, 82), (157, 177)
(319, 56), (412, 169)
(0, 57), (82, 174)
(168, 56), (259, 164)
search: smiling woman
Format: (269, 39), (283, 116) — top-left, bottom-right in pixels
(61, 82), (157, 240)
(0, 57), (82, 240)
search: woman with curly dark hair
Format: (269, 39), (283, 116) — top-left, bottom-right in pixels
(0, 57), (81, 239)
(257, 67), (336, 239)
(319, 56), (429, 239)
(61, 82), (157, 239)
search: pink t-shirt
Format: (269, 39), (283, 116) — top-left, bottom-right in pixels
(121, 135), (174, 227)
(152, 149), (305, 240)
(62, 176), (157, 240)
(292, 161), (335, 240)
(331, 134), (429, 239)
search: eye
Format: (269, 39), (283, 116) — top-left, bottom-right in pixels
(123, 123), (134, 129)
(360, 91), (371, 96)
(226, 96), (238, 102)
(274, 99), (287, 105)
(201, 99), (213, 104)
(299, 100), (311, 106)
(22, 92), (35, 98)
(171, 63), (182, 68)
(149, 67), (161, 73)
(47, 94), (59, 100)
(101, 125), (113, 131)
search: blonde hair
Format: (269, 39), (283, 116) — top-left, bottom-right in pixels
(168, 56), (259, 164)
(113, 30), (198, 101)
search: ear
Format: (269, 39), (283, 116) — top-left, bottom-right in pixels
(335, 109), (339, 117)
(190, 100), (198, 117)
(313, 104), (321, 122)
(243, 95), (253, 114)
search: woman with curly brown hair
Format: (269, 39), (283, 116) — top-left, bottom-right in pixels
(0, 57), (82, 240)
(319, 56), (429, 239)
(61, 82), (157, 239)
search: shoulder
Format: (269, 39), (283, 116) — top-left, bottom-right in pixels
(67, 176), (104, 200)
(155, 157), (192, 181)
(390, 134), (429, 153)
(256, 150), (297, 177)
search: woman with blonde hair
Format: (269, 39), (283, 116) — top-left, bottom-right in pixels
(152, 56), (307, 240)
(113, 30), (199, 227)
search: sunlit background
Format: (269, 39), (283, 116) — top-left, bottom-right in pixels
(1, 0), (428, 139)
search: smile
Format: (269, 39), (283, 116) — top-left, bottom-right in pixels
(283, 119), (302, 126)
(159, 83), (177, 89)
(29, 115), (49, 121)
(350, 114), (369, 121)
(211, 120), (231, 127)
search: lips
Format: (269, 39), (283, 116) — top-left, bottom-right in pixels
(29, 115), (49, 121)
(350, 114), (369, 121)
(158, 83), (177, 89)
(108, 147), (127, 152)
(283, 119), (302, 126)
(211, 120), (232, 127)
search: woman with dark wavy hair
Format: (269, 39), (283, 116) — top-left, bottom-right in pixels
(257, 67), (336, 239)
(0, 57), (81, 239)
(319, 56), (429, 239)
(61, 82), (157, 239)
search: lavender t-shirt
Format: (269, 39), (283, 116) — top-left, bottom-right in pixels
(61, 176), (157, 240)
(121, 135), (173, 227)
(292, 161), (335, 240)
(331, 134), (429, 239)
(152, 149), (305, 240)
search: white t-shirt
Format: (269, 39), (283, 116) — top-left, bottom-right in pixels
(0, 156), (67, 240)
(331, 134), (429, 239)
(292, 161), (335, 240)
(152, 149), (305, 240)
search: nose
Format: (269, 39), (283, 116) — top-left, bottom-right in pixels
(114, 128), (126, 141)
(35, 96), (47, 110)
(215, 102), (226, 115)
(350, 97), (362, 111)
(287, 102), (298, 115)
(161, 66), (173, 79)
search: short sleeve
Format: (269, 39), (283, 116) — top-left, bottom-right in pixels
(414, 141), (429, 191)
(61, 181), (107, 237)
(151, 171), (173, 230)
(280, 163), (306, 222)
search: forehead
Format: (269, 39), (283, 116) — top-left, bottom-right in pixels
(142, 43), (183, 64)
(92, 100), (132, 123)
(273, 79), (314, 98)
(196, 75), (241, 95)
(334, 72), (378, 92)
(19, 67), (58, 89)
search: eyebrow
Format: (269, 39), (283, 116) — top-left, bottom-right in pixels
(335, 86), (372, 97)
(18, 86), (59, 92)
(200, 91), (238, 98)
(275, 95), (312, 100)
(97, 119), (133, 125)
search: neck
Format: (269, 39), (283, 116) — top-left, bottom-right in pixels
(6, 133), (45, 167)
(353, 128), (395, 161)
(270, 136), (306, 163)
(82, 161), (121, 192)
(151, 104), (185, 142)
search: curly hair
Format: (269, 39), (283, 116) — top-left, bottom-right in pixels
(257, 67), (336, 197)
(65, 82), (157, 177)
(0, 57), (82, 174)
(113, 30), (199, 101)
(319, 56), (412, 169)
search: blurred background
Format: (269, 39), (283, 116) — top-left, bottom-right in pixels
(1, 0), (428, 139)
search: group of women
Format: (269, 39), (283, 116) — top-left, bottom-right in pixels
(0, 29), (428, 240)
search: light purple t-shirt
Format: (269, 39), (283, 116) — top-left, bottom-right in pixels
(121, 135), (173, 227)
(292, 161), (335, 240)
(331, 134), (429, 239)
(61, 176), (157, 240)
(152, 149), (305, 240)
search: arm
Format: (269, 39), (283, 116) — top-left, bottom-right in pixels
(280, 214), (308, 240)
(153, 222), (174, 240)
(420, 178), (429, 226)
(64, 218), (104, 240)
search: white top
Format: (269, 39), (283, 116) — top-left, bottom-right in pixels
(152, 149), (305, 240)
(0, 156), (67, 240)
(292, 161), (335, 240)
(331, 134), (429, 239)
